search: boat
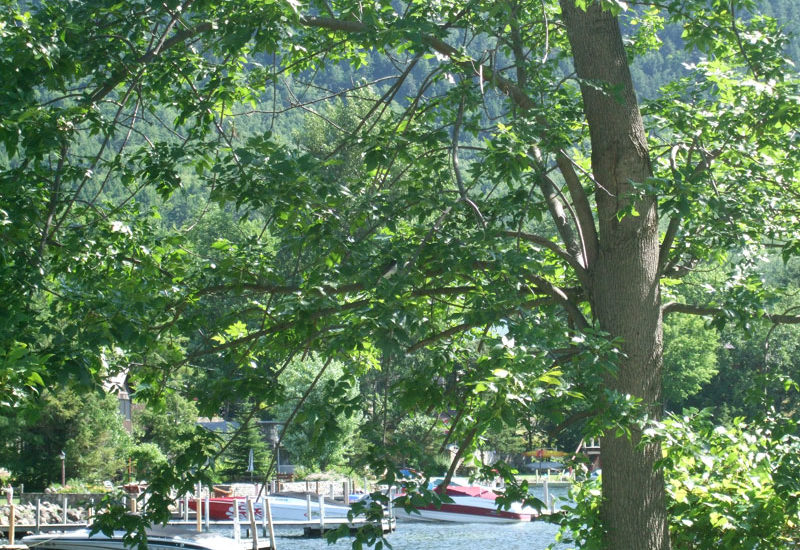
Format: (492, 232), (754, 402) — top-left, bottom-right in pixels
(22, 527), (233, 550)
(393, 483), (538, 523)
(188, 495), (352, 521)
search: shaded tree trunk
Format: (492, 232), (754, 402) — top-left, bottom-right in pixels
(559, 2), (669, 549)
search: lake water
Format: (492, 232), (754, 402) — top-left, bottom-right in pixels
(271, 520), (567, 550)
(257, 485), (571, 550)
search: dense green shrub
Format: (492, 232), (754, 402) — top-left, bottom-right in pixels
(554, 410), (800, 549)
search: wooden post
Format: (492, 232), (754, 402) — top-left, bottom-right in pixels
(315, 481), (319, 495)
(265, 498), (276, 550)
(35, 498), (41, 533)
(233, 501), (241, 544)
(247, 497), (258, 550)
(8, 503), (15, 545)
(259, 497), (267, 537)
(318, 494), (325, 532)
(195, 484), (202, 533)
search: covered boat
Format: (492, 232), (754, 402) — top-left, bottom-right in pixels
(22, 527), (232, 550)
(188, 495), (351, 521)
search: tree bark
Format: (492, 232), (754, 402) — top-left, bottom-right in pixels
(559, 2), (669, 549)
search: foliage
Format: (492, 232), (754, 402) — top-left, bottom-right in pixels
(272, 355), (364, 471)
(553, 408), (800, 549)
(654, 410), (800, 549)
(0, 387), (131, 490)
(552, 474), (604, 550)
(2, 0), (800, 548)
(662, 314), (719, 410)
(133, 392), (200, 461)
(390, 414), (452, 474)
(129, 443), (167, 481)
(47, 479), (116, 494)
(217, 407), (273, 481)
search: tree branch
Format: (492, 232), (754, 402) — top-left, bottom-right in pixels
(302, 16), (535, 111)
(501, 230), (585, 274)
(88, 22), (213, 104)
(523, 274), (588, 330)
(556, 151), (598, 267)
(538, 171), (584, 266)
(302, 14), (593, 295)
(658, 216), (681, 275)
(548, 407), (600, 437)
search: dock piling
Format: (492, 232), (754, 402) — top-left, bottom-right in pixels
(264, 499), (276, 550)
(259, 497), (266, 538)
(204, 494), (210, 532)
(232, 503), (241, 545)
(35, 499), (41, 534)
(8, 503), (15, 546)
(195, 483), (202, 533)
(318, 494), (325, 532)
(543, 479), (550, 513)
(246, 497), (258, 550)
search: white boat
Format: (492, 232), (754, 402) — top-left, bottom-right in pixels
(268, 494), (352, 521)
(22, 527), (233, 550)
(189, 494), (352, 521)
(393, 484), (538, 523)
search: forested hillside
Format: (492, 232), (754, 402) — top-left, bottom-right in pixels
(629, 0), (800, 98)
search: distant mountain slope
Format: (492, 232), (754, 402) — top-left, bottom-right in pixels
(629, 0), (799, 99)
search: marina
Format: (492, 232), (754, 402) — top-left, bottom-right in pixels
(1, 483), (568, 550)
(0, 493), (396, 550)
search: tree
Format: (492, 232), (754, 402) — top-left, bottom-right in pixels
(134, 392), (200, 461)
(662, 315), (719, 411)
(1, 387), (131, 490)
(272, 355), (364, 471)
(3, 1), (800, 548)
(218, 409), (273, 481)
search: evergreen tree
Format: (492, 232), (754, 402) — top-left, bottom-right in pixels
(218, 409), (272, 482)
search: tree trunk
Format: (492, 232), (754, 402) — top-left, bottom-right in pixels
(559, 2), (669, 549)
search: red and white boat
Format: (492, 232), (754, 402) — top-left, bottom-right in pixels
(188, 495), (351, 521)
(393, 484), (537, 523)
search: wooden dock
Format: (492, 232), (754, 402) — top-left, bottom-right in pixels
(2, 490), (395, 544)
(1, 515), (396, 544)
(1, 517), (395, 550)
(0, 517), (395, 536)
(1, 540), (269, 550)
